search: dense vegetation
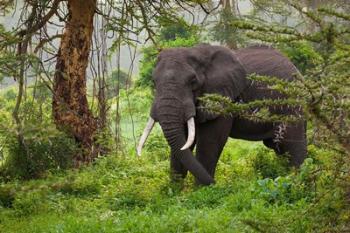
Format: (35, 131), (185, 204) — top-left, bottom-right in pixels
(1, 0), (349, 232)
(1, 85), (349, 232)
(1, 105), (347, 232)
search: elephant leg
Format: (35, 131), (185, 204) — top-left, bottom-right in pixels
(275, 122), (307, 167)
(280, 140), (307, 167)
(195, 117), (233, 179)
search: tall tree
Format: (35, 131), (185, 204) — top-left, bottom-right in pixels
(221, 0), (238, 49)
(212, 0), (241, 49)
(53, 0), (97, 165)
(1, 0), (210, 165)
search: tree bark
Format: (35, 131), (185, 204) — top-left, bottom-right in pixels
(53, 0), (97, 166)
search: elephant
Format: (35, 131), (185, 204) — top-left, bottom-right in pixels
(137, 44), (307, 185)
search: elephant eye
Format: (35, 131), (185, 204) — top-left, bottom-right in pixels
(190, 76), (199, 90)
(190, 78), (196, 85)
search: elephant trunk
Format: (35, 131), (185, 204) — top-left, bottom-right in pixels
(157, 104), (214, 185)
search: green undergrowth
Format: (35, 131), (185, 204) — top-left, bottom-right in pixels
(0, 140), (349, 233)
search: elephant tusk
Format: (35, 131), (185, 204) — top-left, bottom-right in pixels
(137, 117), (155, 156)
(181, 117), (195, 151)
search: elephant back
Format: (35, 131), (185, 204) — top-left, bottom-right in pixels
(235, 45), (303, 116)
(235, 45), (300, 82)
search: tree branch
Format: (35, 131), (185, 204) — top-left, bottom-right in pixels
(17, 0), (62, 37)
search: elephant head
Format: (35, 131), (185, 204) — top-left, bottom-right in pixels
(137, 44), (248, 184)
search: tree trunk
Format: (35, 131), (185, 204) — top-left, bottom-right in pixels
(221, 0), (238, 49)
(53, 0), (97, 166)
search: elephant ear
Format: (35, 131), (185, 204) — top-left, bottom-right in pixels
(196, 46), (248, 123)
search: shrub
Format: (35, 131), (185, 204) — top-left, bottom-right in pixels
(143, 132), (169, 160)
(12, 189), (49, 217)
(51, 174), (101, 197)
(158, 18), (199, 42)
(278, 41), (322, 73)
(0, 184), (16, 208)
(3, 89), (16, 100)
(250, 147), (289, 179)
(253, 158), (318, 205)
(0, 127), (77, 180)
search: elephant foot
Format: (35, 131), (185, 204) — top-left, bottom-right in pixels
(170, 171), (187, 183)
(195, 177), (216, 187)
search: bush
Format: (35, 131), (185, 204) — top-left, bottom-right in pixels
(143, 132), (169, 160)
(3, 89), (16, 100)
(0, 127), (77, 180)
(12, 189), (49, 217)
(250, 147), (289, 179)
(278, 41), (323, 73)
(0, 184), (16, 208)
(0, 88), (78, 181)
(51, 174), (101, 197)
(253, 158), (319, 205)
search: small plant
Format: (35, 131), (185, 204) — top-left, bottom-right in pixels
(143, 132), (169, 159)
(0, 184), (16, 208)
(250, 147), (289, 179)
(52, 174), (101, 197)
(12, 189), (50, 217)
(253, 158), (319, 205)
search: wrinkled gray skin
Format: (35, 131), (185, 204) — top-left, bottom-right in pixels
(150, 44), (307, 185)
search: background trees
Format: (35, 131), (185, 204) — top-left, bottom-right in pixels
(0, 0), (209, 168)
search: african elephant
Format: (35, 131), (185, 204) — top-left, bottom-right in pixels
(137, 44), (307, 185)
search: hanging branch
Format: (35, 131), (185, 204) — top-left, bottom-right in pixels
(17, 0), (62, 38)
(12, 0), (40, 175)
(126, 42), (138, 152)
(33, 33), (62, 53)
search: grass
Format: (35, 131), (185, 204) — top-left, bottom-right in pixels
(1, 138), (348, 233)
(0, 88), (349, 232)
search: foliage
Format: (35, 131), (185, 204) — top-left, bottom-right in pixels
(250, 147), (289, 179)
(0, 140), (348, 232)
(200, 77), (303, 124)
(0, 129), (77, 180)
(277, 41), (323, 73)
(106, 69), (130, 98)
(201, 2), (350, 231)
(216, 2), (350, 153)
(0, 25), (19, 80)
(203, 1), (350, 162)
(0, 87), (77, 180)
(158, 18), (199, 42)
(211, 5), (245, 49)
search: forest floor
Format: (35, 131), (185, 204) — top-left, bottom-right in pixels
(0, 88), (349, 233)
(1, 139), (346, 233)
